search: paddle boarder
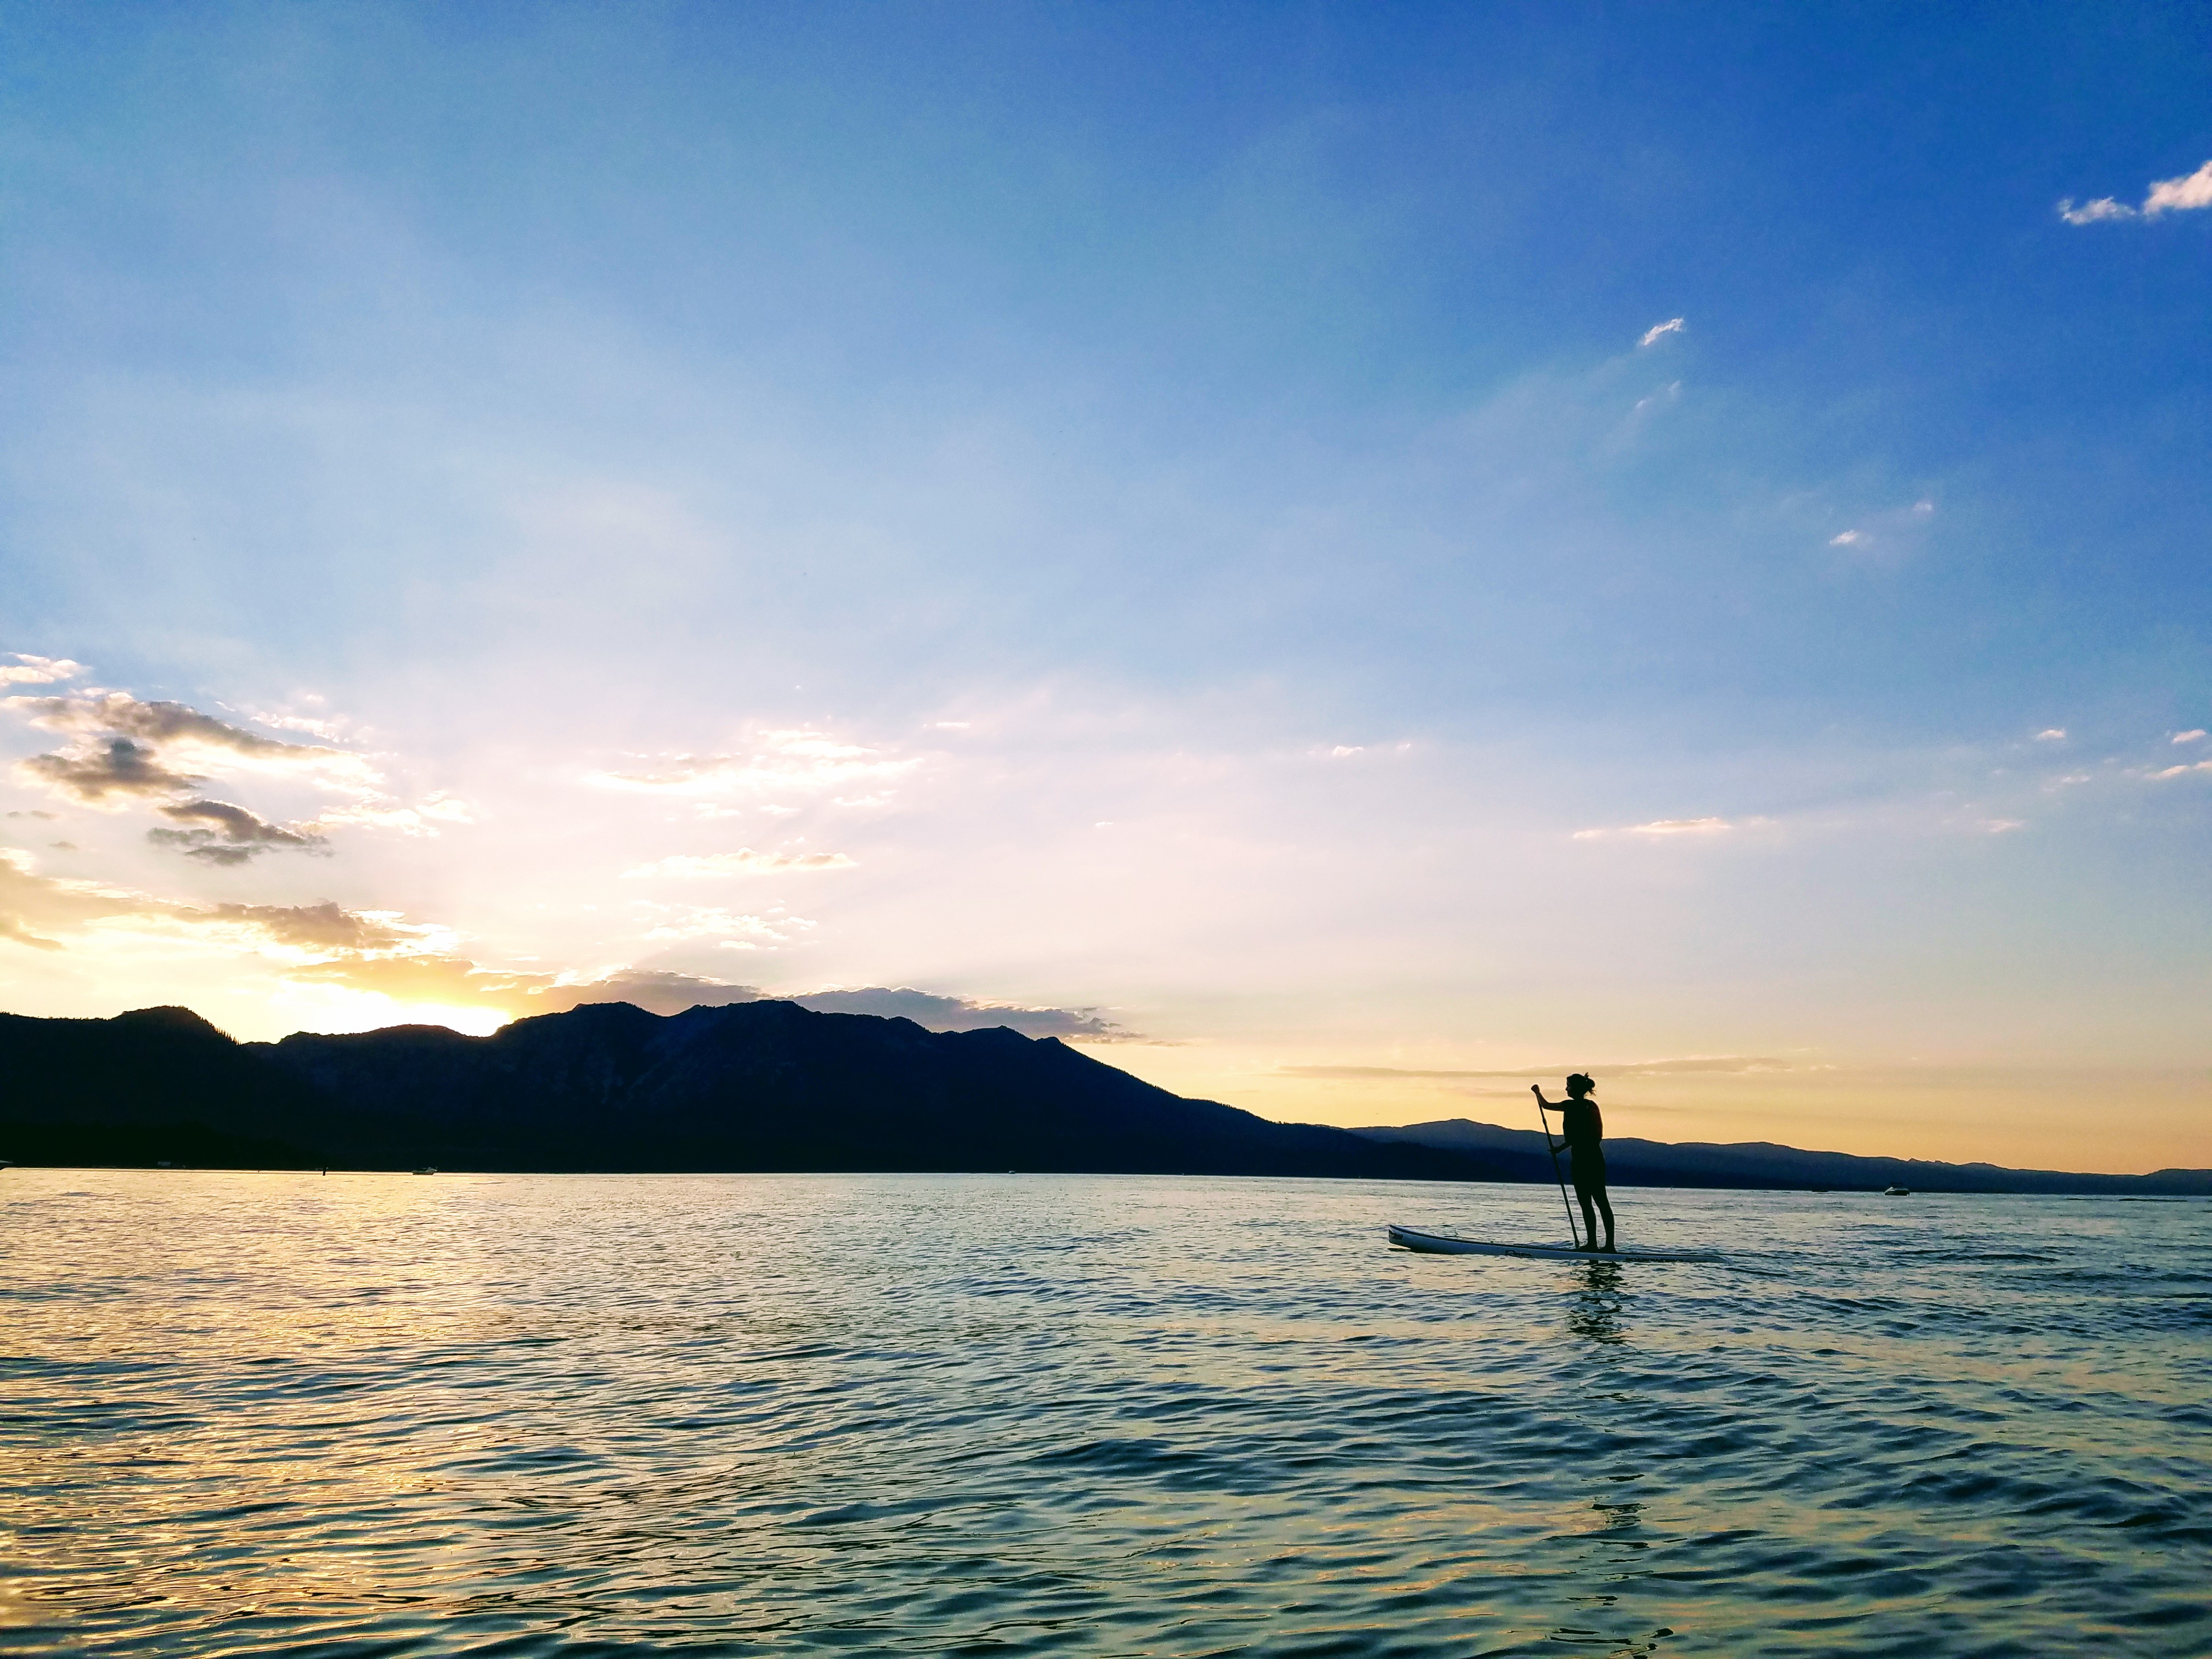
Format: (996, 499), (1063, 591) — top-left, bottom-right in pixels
(1533, 1074), (1615, 1252)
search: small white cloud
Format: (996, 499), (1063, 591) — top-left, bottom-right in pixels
(2058, 196), (2134, 224)
(2151, 760), (2212, 781)
(2034, 728), (2066, 742)
(1329, 745), (1363, 758)
(0, 654), (88, 686)
(622, 848), (856, 879)
(1911, 500), (1934, 516)
(2172, 730), (2207, 744)
(2059, 159), (2212, 225)
(1576, 816), (1733, 840)
(1638, 318), (1686, 348)
(1830, 530), (1864, 546)
(1982, 819), (2026, 834)
(2144, 158), (2212, 216)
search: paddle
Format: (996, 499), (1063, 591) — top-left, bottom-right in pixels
(1533, 1090), (1582, 1249)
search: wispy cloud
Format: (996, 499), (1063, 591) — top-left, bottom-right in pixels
(590, 730), (919, 803)
(2172, 730), (2207, 745)
(2150, 760), (2212, 781)
(2034, 728), (2066, 742)
(1573, 816), (1734, 840)
(631, 901), (815, 947)
(1827, 500), (1934, 552)
(621, 848), (856, 879)
(1638, 317), (1685, 348)
(791, 985), (1136, 1040)
(2058, 157), (2212, 224)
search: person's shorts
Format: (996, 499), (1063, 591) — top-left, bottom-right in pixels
(1570, 1145), (1607, 1195)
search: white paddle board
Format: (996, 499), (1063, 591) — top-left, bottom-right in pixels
(1387, 1223), (1723, 1263)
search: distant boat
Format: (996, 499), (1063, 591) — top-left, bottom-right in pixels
(1883, 1184), (1910, 1195)
(411, 1166), (438, 1176)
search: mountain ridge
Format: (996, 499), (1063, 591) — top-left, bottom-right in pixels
(1351, 1116), (2212, 1196)
(1, 1003), (2201, 1193)
(0, 1001), (1500, 1182)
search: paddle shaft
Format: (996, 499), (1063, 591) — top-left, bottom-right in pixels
(1536, 1102), (1581, 1247)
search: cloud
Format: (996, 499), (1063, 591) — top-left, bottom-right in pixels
(0, 913), (63, 950)
(2144, 159), (2212, 216)
(2151, 760), (2212, 781)
(589, 729), (919, 802)
(523, 974), (1137, 1037)
(2172, 730), (2207, 745)
(145, 798), (330, 864)
(788, 986), (1136, 1040)
(1283, 1056), (1801, 1080)
(0, 654), (87, 686)
(311, 793), (473, 834)
(191, 901), (420, 952)
(8, 691), (358, 766)
(2058, 158), (2212, 224)
(3, 685), (467, 847)
(622, 849), (856, 878)
(1827, 501), (1932, 552)
(1573, 816), (1734, 840)
(2034, 728), (2066, 742)
(19, 738), (206, 802)
(1638, 318), (1685, 348)
(2058, 196), (2134, 225)
(631, 902), (816, 947)
(528, 970), (769, 1017)
(7, 690), (380, 807)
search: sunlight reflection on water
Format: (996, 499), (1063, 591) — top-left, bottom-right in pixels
(1, 1170), (2206, 1656)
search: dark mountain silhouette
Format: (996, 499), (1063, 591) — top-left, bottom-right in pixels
(1352, 1117), (2212, 1197)
(5, 1003), (2200, 1193)
(0, 1001), (1504, 1181)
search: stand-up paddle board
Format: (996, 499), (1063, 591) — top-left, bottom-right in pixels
(1387, 1224), (1723, 1263)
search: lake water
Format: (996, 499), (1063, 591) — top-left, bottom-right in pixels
(2, 1170), (2206, 1657)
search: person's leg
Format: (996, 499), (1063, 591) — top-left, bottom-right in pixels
(1593, 1186), (1616, 1250)
(1575, 1182), (1598, 1249)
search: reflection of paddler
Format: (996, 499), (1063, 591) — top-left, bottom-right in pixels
(1534, 1074), (1616, 1253)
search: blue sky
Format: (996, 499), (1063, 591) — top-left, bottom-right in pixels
(2, 3), (2207, 1168)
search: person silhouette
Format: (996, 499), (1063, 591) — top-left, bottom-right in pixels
(1534, 1074), (1615, 1252)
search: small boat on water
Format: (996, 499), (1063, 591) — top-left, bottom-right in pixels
(1386, 1224), (1723, 1263)
(1883, 1185), (1910, 1195)
(411, 1166), (439, 1176)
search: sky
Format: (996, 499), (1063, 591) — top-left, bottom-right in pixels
(2, 2), (2207, 1172)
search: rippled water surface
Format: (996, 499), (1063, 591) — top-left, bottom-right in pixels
(2, 1171), (2207, 1657)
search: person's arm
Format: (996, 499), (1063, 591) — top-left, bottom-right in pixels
(1531, 1085), (1565, 1152)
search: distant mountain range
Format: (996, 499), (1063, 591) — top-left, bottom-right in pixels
(1, 1002), (2203, 1194)
(0, 1002), (1499, 1182)
(1351, 1118), (2212, 1196)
